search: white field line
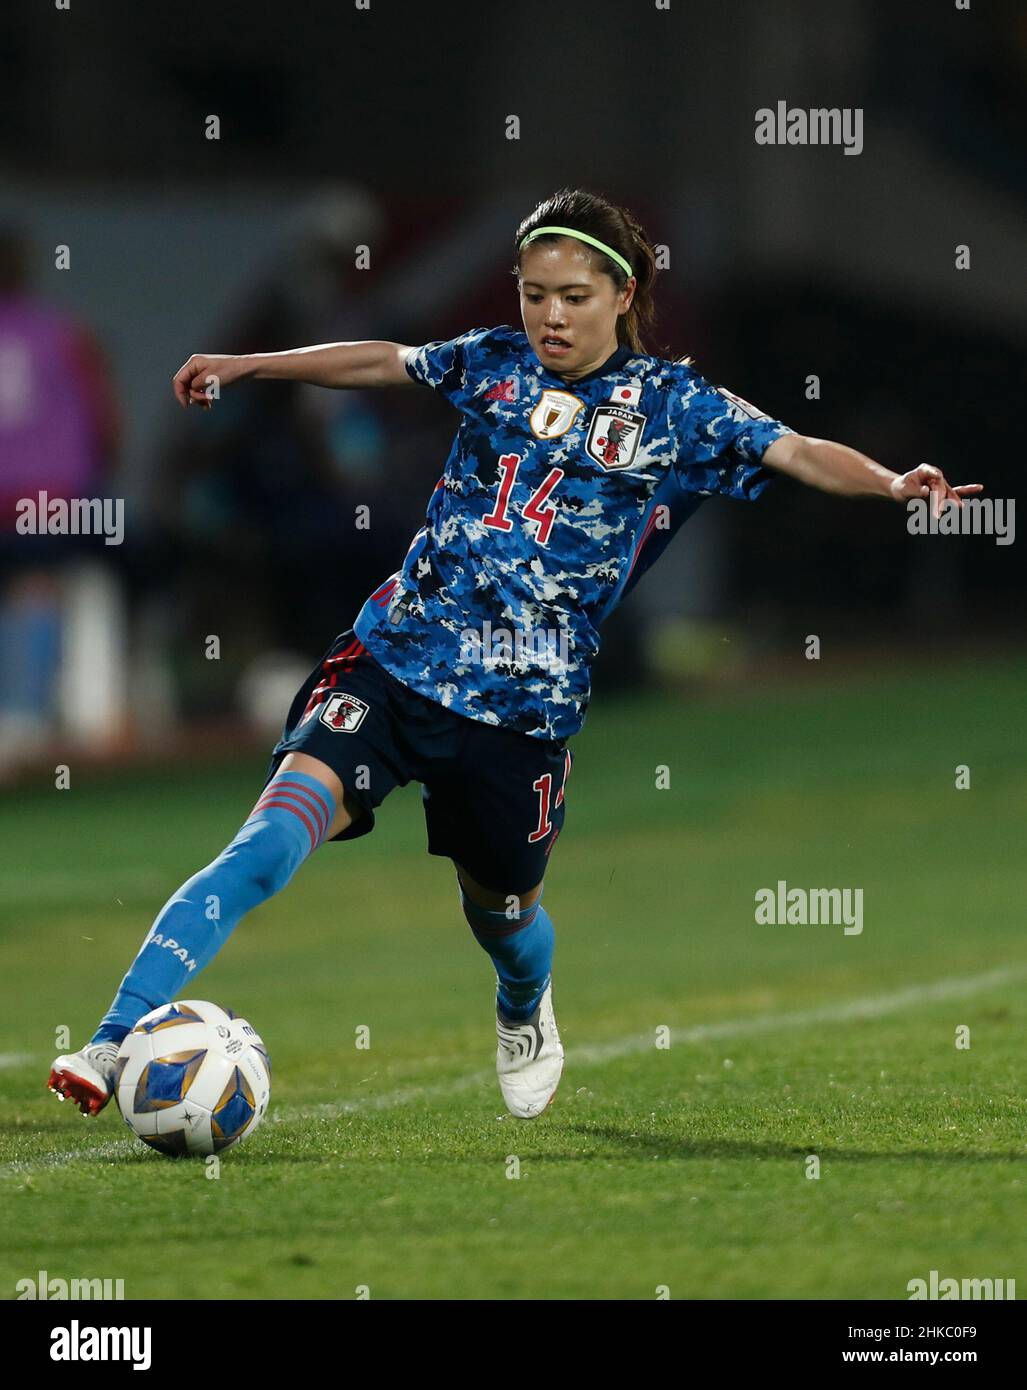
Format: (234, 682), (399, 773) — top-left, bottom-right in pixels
(285, 962), (1027, 1120)
(0, 1054), (34, 1069)
(4, 962), (1024, 1172)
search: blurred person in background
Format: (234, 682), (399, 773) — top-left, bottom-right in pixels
(0, 226), (122, 771)
(152, 196), (414, 716)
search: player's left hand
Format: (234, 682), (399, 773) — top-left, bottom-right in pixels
(889, 463), (984, 516)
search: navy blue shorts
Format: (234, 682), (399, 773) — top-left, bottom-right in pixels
(265, 629), (573, 895)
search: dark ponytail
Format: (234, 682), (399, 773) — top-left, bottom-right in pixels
(513, 188), (666, 356)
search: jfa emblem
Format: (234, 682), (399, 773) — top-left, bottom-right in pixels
(529, 389), (584, 440)
(585, 405), (646, 470)
(319, 691), (370, 733)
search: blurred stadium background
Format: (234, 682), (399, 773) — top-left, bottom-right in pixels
(1, 0), (1023, 777)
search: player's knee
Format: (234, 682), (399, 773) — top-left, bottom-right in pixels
(458, 869), (544, 920)
(461, 884), (547, 928)
(323, 788), (363, 843)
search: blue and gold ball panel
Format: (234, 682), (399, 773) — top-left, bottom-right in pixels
(211, 1067), (256, 1150)
(133, 1049), (208, 1112)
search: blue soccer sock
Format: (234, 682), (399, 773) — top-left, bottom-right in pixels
(90, 771), (336, 1044)
(460, 885), (555, 1022)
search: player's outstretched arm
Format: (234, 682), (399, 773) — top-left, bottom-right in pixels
(762, 434), (983, 513)
(171, 341), (417, 408)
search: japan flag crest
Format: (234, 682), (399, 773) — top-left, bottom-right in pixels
(608, 382), (642, 408)
(585, 404), (646, 470)
(319, 691), (370, 733)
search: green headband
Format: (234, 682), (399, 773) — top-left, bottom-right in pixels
(518, 225), (634, 280)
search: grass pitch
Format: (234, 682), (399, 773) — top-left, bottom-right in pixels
(2, 653), (1025, 1299)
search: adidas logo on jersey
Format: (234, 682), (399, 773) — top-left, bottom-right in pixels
(485, 378), (518, 402)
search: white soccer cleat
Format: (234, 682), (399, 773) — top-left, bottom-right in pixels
(47, 1042), (122, 1117)
(496, 982), (564, 1119)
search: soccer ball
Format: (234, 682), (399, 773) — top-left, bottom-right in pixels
(114, 1000), (271, 1157)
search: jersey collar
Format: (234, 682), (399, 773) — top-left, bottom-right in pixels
(539, 342), (634, 388)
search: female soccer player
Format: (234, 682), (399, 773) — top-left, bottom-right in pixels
(49, 188), (981, 1122)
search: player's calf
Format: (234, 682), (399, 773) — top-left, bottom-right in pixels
(459, 872), (550, 1019)
(48, 766), (341, 1114)
(458, 872), (563, 1118)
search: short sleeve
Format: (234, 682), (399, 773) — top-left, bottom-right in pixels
(668, 369), (795, 501)
(403, 326), (494, 405)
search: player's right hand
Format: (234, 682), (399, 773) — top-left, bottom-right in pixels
(172, 353), (252, 409)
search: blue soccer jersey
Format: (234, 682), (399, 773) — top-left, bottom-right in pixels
(352, 324), (794, 740)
